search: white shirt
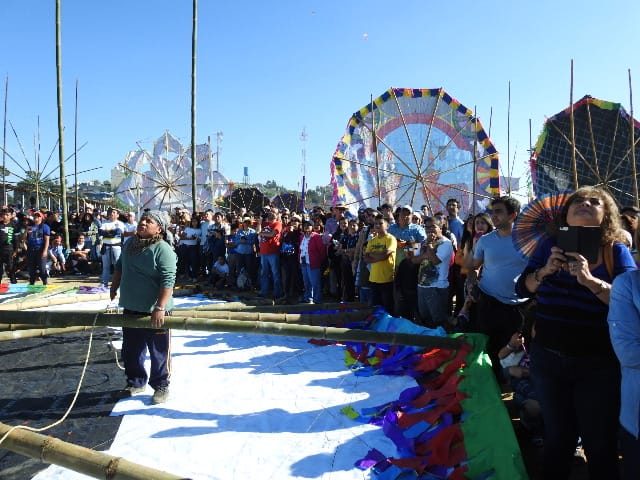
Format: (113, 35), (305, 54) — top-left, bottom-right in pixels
(123, 221), (138, 244)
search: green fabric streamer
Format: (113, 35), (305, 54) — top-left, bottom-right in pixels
(458, 333), (529, 479)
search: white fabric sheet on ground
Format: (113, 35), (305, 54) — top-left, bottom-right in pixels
(32, 296), (415, 479)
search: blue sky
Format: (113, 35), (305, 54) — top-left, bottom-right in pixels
(1, 0), (639, 197)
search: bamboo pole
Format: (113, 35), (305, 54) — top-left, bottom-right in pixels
(0, 292), (111, 311)
(0, 285), (72, 304)
(569, 59), (579, 190)
(629, 69), (638, 207)
(2, 75), (7, 206)
(472, 106), (478, 214)
(0, 323), (40, 331)
(190, 0), (198, 213)
(74, 79), (79, 214)
(55, 0), (70, 250)
(0, 326), (93, 342)
(0, 422), (185, 480)
(0, 310), (463, 349)
(370, 94), (381, 207)
(153, 309), (371, 325)
(184, 301), (372, 312)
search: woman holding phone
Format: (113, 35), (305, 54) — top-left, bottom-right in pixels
(515, 187), (636, 479)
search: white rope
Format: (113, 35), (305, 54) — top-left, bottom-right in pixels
(0, 310), (100, 447)
(105, 302), (125, 371)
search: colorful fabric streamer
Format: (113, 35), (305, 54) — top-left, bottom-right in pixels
(336, 309), (527, 479)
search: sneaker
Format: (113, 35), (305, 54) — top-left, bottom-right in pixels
(151, 386), (169, 404)
(119, 385), (145, 398)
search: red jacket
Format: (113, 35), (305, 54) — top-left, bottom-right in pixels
(299, 232), (327, 270)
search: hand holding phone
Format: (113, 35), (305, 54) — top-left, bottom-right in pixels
(557, 226), (601, 264)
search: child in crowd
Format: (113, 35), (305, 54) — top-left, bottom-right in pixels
(47, 235), (67, 275)
(499, 330), (543, 446)
(69, 234), (91, 274)
(209, 255), (229, 289)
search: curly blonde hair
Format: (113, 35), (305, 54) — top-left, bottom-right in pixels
(559, 186), (627, 245)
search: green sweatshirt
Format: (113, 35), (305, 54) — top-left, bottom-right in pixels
(115, 240), (177, 313)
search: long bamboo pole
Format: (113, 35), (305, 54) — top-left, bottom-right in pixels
(185, 301), (372, 312)
(0, 310), (463, 349)
(0, 422), (185, 480)
(0, 295), (370, 313)
(0, 326), (93, 342)
(55, 0), (70, 250)
(0, 308), (373, 328)
(74, 79), (79, 214)
(2, 75), (7, 206)
(569, 59), (579, 189)
(143, 309), (370, 325)
(372, 93), (381, 206)
(629, 69), (638, 206)
(0, 292), (111, 311)
(190, 0), (197, 213)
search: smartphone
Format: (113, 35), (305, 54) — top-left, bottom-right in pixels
(556, 226), (601, 264)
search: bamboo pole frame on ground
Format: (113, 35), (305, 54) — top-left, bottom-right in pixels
(0, 422), (185, 480)
(0, 292), (112, 311)
(0, 326), (93, 342)
(0, 310), (463, 350)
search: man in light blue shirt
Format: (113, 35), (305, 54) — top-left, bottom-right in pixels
(468, 196), (529, 380)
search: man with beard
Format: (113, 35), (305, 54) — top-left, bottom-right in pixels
(388, 205), (426, 320)
(468, 196), (529, 380)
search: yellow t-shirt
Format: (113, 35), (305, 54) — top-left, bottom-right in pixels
(365, 233), (397, 283)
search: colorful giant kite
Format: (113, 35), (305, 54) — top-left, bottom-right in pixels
(531, 95), (640, 208)
(115, 131), (232, 212)
(331, 88), (500, 216)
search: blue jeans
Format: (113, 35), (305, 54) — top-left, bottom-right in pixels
(530, 342), (621, 479)
(122, 309), (171, 390)
(300, 263), (322, 303)
(27, 248), (48, 285)
(101, 244), (121, 285)
(260, 253), (282, 297)
(416, 286), (449, 326)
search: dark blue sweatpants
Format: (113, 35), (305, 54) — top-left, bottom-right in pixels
(122, 310), (171, 390)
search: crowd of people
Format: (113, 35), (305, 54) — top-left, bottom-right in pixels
(1, 189), (640, 478)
